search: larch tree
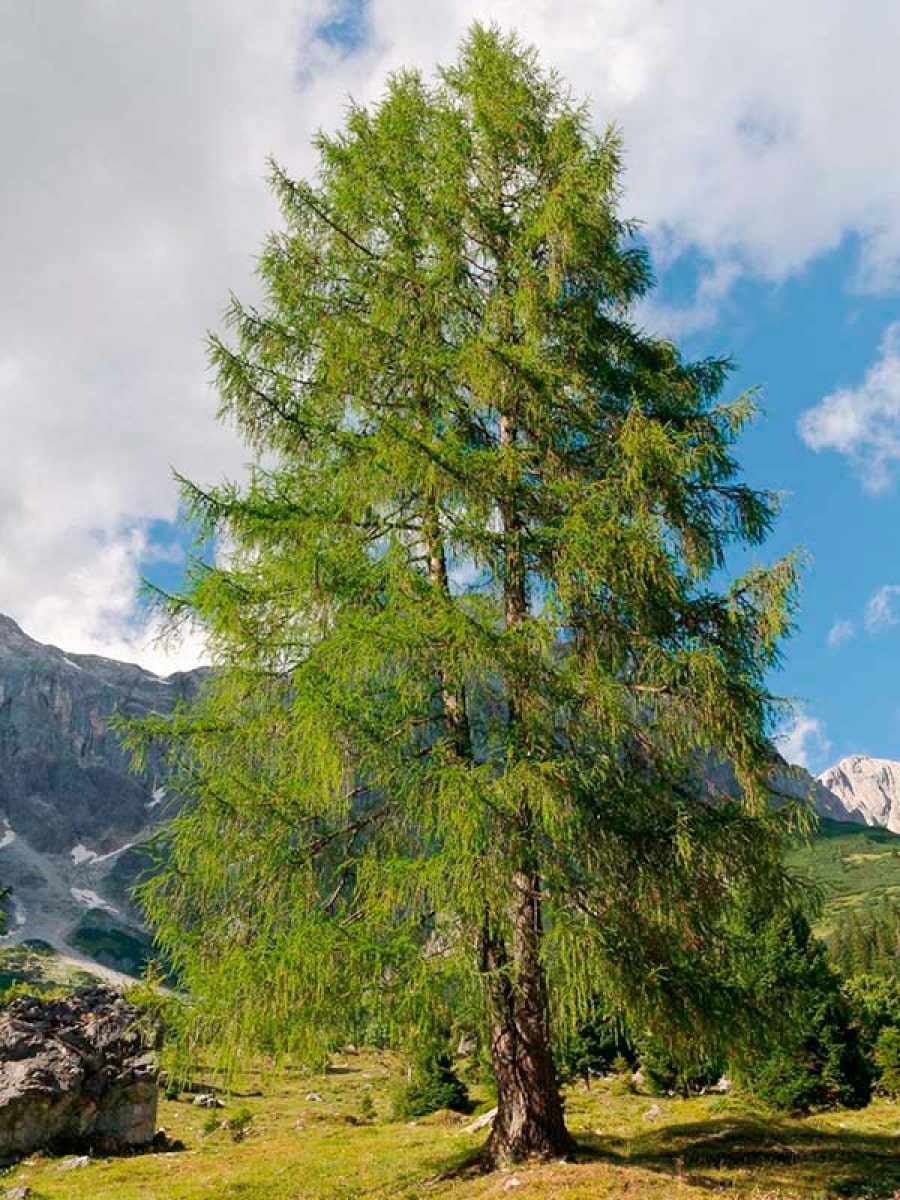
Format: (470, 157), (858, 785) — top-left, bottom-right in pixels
(132, 25), (805, 1165)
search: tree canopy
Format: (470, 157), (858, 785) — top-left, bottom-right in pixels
(132, 24), (806, 1164)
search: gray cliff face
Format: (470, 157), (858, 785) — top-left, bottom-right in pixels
(770, 761), (867, 825)
(0, 614), (200, 854)
(0, 614), (204, 970)
(702, 753), (845, 819)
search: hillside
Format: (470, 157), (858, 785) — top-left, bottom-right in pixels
(788, 817), (900, 935)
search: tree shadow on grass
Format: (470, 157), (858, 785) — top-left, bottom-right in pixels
(576, 1112), (900, 1198)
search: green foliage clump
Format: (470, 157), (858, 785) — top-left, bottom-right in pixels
(842, 973), (900, 1046)
(0, 942), (95, 1005)
(358, 1091), (377, 1123)
(824, 900), (900, 1099)
(0, 979), (65, 1006)
(831, 896), (900, 981)
(609, 1054), (637, 1097)
(873, 1027), (900, 1097)
(636, 1037), (722, 1098)
(556, 1004), (631, 1087)
(392, 1051), (471, 1120)
(227, 1107), (255, 1140)
(68, 909), (154, 977)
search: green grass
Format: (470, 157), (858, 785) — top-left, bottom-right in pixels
(789, 818), (900, 936)
(2, 1054), (899, 1199)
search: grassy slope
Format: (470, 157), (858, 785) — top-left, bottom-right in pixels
(0, 940), (96, 995)
(789, 817), (900, 936)
(3, 1053), (900, 1200)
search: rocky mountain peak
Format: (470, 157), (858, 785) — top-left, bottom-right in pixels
(818, 755), (900, 834)
(0, 614), (34, 646)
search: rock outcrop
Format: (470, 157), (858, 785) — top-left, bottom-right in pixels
(0, 986), (159, 1161)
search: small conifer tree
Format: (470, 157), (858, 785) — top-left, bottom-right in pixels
(131, 25), (804, 1164)
(874, 1027), (900, 1097)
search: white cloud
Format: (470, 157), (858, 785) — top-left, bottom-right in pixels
(0, 1), (329, 667)
(5, 2), (900, 665)
(827, 619), (855, 649)
(0, 522), (206, 674)
(797, 323), (900, 491)
(776, 708), (831, 772)
(865, 584), (900, 634)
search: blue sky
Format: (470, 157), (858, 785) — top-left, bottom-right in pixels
(2, 1), (900, 773)
(654, 243), (900, 769)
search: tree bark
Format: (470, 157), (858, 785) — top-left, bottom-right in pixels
(483, 875), (573, 1164)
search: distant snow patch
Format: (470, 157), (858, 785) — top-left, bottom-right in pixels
(147, 786), (166, 810)
(70, 888), (120, 916)
(62, 656), (84, 672)
(71, 843), (98, 865)
(91, 840), (137, 864)
(0, 820), (16, 850)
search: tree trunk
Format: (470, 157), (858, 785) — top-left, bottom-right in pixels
(483, 873), (573, 1165)
(478, 408), (573, 1165)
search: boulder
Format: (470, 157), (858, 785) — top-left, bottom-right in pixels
(0, 986), (160, 1161)
(463, 1106), (497, 1134)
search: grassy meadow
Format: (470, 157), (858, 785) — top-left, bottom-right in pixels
(789, 819), (900, 937)
(3, 821), (900, 1198)
(2, 1051), (900, 1200)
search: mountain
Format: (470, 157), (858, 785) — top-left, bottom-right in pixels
(818, 755), (900, 834)
(0, 614), (205, 977)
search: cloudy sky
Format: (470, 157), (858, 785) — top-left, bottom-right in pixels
(2, 0), (900, 772)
